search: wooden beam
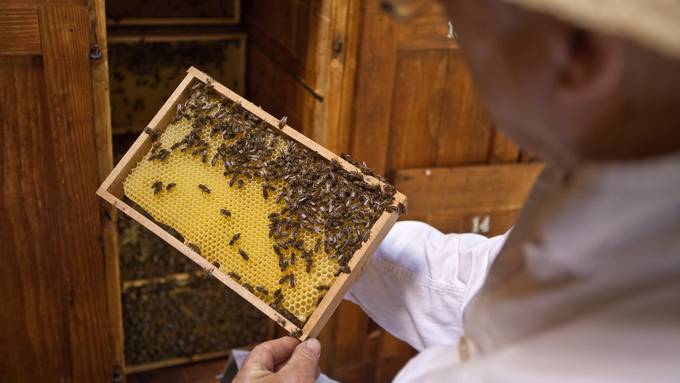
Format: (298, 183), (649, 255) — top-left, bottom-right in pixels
(394, 164), (542, 216)
(39, 5), (113, 381)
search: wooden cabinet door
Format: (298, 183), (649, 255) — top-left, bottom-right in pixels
(336, 1), (539, 381)
(0, 2), (116, 381)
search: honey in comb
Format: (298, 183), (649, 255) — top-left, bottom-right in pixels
(123, 80), (398, 325)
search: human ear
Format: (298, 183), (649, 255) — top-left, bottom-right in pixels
(557, 28), (626, 100)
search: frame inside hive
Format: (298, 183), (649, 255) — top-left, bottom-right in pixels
(97, 66), (406, 340)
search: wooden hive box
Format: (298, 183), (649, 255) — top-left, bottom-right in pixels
(98, 67), (406, 340)
(107, 0), (240, 26)
(108, 32), (246, 135)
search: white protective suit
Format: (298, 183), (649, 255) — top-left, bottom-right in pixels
(347, 153), (680, 382)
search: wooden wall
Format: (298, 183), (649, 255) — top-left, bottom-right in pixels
(246, 1), (540, 382)
(0, 1), (118, 381)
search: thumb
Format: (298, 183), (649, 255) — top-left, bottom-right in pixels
(279, 338), (321, 382)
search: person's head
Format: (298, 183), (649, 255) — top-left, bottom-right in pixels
(386, 0), (680, 167)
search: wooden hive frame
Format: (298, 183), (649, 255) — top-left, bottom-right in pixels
(98, 67), (406, 340)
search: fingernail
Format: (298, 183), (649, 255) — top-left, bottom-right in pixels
(304, 338), (321, 354)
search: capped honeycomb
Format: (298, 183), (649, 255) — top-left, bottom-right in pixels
(123, 79), (399, 327)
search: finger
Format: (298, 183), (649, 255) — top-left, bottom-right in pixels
(279, 338), (322, 382)
(243, 337), (301, 372)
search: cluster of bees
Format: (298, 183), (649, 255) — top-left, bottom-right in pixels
(142, 79), (402, 328)
(122, 275), (267, 365)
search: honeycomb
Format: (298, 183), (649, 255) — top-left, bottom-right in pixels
(122, 80), (397, 326)
(123, 274), (268, 366)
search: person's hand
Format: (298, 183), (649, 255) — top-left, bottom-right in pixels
(233, 336), (321, 383)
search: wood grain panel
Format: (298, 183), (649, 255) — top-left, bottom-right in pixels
(489, 130), (521, 163)
(395, 164), (543, 235)
(245, 0), (328, 92)
(39, 5), (113, 381)
(247, 46), (319, 138)
(0, 55), (62, 383)
(349, 8), (398, 174)
(0, 8), (41, 55)
(387, 49), (449, 171)
(395, 1), (457, 51)
(436, 51), (494, 166)
(374, 332), (417, 383)
(88, 0), (126, 375)
(395, 164), (542, 215)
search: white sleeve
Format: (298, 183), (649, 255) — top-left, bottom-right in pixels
(346, 221), (507, 351)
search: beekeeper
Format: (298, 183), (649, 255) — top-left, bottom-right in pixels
(234, 0), (680, 382)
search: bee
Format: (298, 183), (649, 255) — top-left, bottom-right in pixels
(151, 181), (163, 194)
(314, 239), (321, 253)
(289, 329), (302, 338)
(237, 179), (244, 188)
(166, 182), (176, 191)
(229, 233), (241, 246)
(278, 274), (292, 285)
(278, 116), (287, 129)
(256, 286), (269, 295)
(262, 185), (269, 200)
(273, 244), (283, 257)
(158, 149), (170, 161)
(274, 290), (283, 305)
(220, 208), (231, 217)
(305, 255), (313, 273)
(228, 271), (241, 281)
(238, 249), (249, 261)
(243, 283), (255, 293)
(151, 141), (162, 153)
(144, 126), (160, 141)
(316, 285), (330, 291)
(230, 175), (237, 187)
(290, 274), (296, 288)
(198, 184), (211, 193)
(397, 202), (407, 215)
(278, 258), (288, 272)
(334, 264), (351, 276)
(201, 150), (208, 163)
(212, 261), (220, 268)
(187, 243), (201, 255)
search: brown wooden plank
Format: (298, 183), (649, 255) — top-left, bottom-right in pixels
(0, 55), (67, 383)
(395, 1), (458, 51)
(0, 0), (86, 6)
(387, 49), (449, 171)
(88, 0), (126, 375)
(245, 0), (327, 92)
(126, 357), (229, 383)
(406, 210), (524, 237)
(489, 129), (521, 164)
(311, 0), (361, 153)
(349, 8), (398, 174)
(247, 46), (320, 138)
(0, 8), (41, 55)
(435, 51), (494, 166)
(126, 350), (232, 375)
(374, 332), (417, 383)
(38, 5), (113, 381)
(395, 164), (542, 216)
